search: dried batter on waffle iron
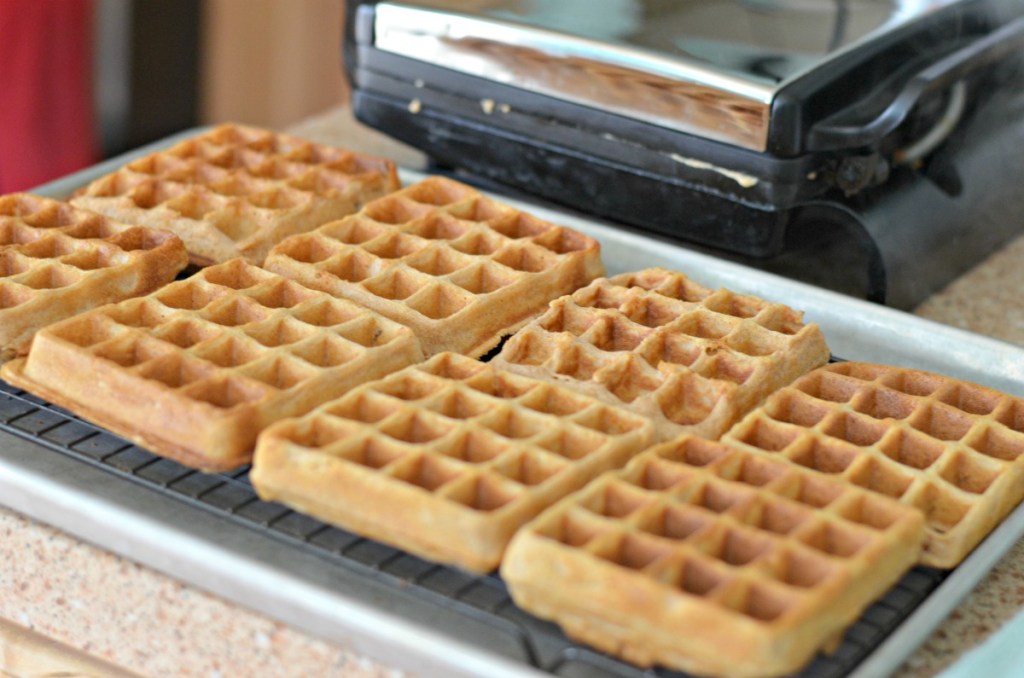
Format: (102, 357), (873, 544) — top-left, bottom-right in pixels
(263, 176), (604, 357)
(251, 352), (655, 572)
(502, 436), (924, 678)
(0, 194), (187, 361)
(71, 124), (400, 266)
(491, 268), (829, 440)
(723, 362), (1024, 568)
(1, 259), (423, 471)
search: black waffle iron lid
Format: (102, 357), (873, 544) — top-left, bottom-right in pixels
(347, 0), (1024, 273)
(359, 0), (1024, 157)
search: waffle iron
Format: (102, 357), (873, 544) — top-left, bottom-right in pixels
(344, 0), (1024, 309)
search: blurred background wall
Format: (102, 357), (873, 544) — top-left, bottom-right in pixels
(96, 0), (348, 156)
(199, 0), (348, 131)
(1, 0), (350, 192)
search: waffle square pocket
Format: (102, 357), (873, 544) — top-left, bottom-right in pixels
(491, 268), (829, 440)
(251, 352), (655, 572)
(71, 124), (400, 266)
(723, 362), (1024, 567)
(0, 194), (188, 361)
(263, 176), (605, 357)
(1, 259), (423, 471)
(501, 436), (924, 678)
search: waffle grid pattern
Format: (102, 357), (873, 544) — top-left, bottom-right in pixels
(724, 362), (1024, 568)
(1, 259), (422, 470)
(263, 176), (604, 357)
(0, 193), (187, 360)
(71, 124), (400, 265)
(492, 268), (829, 440)
(502, 436), (924, 677)
(0, 381), (947, 678)
(252, 352), (654, 572)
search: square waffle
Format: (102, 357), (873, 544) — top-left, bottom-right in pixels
(1, 259), (424, 471)
(0, 194), (187, 361)
(722, 362), (1024, 568)
(501, 435), (924, 678)
(250, 352), (655, 572)
(71, 123), (400, 266)
(490, 268), (829, 441)
(263, 176), (605, 357)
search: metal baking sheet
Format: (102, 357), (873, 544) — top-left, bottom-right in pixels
(0, 133), (1022, 677)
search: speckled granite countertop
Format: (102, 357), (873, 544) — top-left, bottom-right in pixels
(2, 105), (1023, 677)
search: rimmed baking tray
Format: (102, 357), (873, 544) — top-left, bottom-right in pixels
(1, 132), (1023, 677)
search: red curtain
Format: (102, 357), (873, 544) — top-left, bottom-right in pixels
(0, 0), (98, 192)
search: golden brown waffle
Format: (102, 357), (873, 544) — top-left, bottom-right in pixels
(263, 176), (604, 357)
(723, 362), (1024, 568)
(501, 435), (924, 678)
(1, 259), (423, 471)
(71, 124), (400, 266)
(251, 352), (655, 572)
(491, 268), (829, 441)
(0, 194), (188, 361)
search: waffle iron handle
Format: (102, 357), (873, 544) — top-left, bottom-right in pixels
(806, 15), (1024, 152)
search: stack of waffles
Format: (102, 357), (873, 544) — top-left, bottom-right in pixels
(0, 194), (188, 361)
(263, 176), (605, 357)
(5, 121), (1023, 676)
(491, 267), (830, 439)
(252, 352), (656, 572)
(1, 259), (424, 470)
(501, 361), (1024, 676)
(71, 124), (400, 266)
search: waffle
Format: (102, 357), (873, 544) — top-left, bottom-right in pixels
(71, 124), (400, 266)
(263, 176), (604, 357)
(0, 259), (423, 471)
(723, 362), (1024, 568)
(0, 194), (188, 361)
(501, 435), (924, 678)
(491, 268), (829, 441)
(251, 352), (655, 572)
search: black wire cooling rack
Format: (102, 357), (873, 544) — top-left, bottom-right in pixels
(0, 380), (946, 678)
